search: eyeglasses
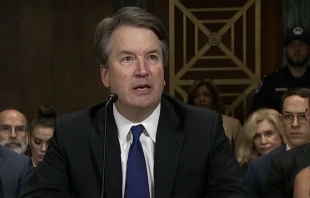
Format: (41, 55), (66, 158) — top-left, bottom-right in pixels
(0, 125), (27, 134)
(282, 113), (309, 125)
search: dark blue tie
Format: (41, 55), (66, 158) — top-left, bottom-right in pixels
(125, 124), (150, 198)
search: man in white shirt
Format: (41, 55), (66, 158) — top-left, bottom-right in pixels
(22, 7), (251, 198)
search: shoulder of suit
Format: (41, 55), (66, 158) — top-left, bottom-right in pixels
(0, 145), (29, 162)
(262, 69), (283, 80)
(272, 144), (301, 161)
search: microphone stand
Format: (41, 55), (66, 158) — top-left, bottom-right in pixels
(101, 94), (118, 198)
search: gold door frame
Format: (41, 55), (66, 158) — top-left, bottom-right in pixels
(169, 0), (261, 117)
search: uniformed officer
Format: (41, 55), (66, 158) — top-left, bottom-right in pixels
(251, 26), (310, 113)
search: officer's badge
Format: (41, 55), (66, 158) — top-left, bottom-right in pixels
(255, 81), (263, 93)
(293, 27), (303, 35)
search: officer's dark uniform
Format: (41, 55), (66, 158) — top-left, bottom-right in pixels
(251, 66), (310, 113)
(251, 26), (310, 113)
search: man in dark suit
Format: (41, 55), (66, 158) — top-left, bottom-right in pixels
(263, 88), (310, 198)
(0, 177), (3, 198)
(246, 87), (310, 198)
(0, 144), (33, 197)
(264, 143), (310, 198)
(245, 145), (286, 198)
(22, 7), (251, 198)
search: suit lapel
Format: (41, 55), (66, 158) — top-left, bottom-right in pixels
(89, 104), (122, 197)
(154, 97), (184, 197)
(0, 155), (2, 168)
(295, 144), (310, 172)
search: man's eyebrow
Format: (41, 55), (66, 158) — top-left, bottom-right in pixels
(118, 50), (134, 55)
(146, 49), (160, 54)
(284, 111), (307, 114)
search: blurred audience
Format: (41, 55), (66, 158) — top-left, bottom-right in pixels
(234, 108), (285, 174)
(251, 26), (310, 113)
(245, 88), (310, 197)
(28, 105), (57, 167)
(187, 79), (242, 147)
(0, 109), (28, 154)
(263, 87), (310, 198)
(0, 144), (33, 197)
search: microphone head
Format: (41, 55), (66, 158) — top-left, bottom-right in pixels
(108, 94), (118, 103)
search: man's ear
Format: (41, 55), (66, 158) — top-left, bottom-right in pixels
(100, 64), (109, 88)
(279, 113), (283, 121)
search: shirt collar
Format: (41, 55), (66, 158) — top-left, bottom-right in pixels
(286, 144), (291, 151)
(113, 103), (161, 144)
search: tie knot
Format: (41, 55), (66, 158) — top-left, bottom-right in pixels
(131, 124), (144, 140)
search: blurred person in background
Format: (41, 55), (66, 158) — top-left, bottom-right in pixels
(187, 79), (243, 149)
(0, 109), (28, 154)
(234, 108), (285, 175)
(28, 105), (57, 167)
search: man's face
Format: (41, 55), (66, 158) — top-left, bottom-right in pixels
(100, 26), (165, 115)
(0, 110), (28, 154)
(284, 39), (310, 67)
(282, 95), (310, 148)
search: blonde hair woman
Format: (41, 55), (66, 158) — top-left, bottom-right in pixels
(234, 108), (286, 170)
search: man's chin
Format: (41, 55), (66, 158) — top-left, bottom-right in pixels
(287, 57), (308, 67)
(5, 143), (20, 148)
(2, 143), (27, 154)
(10, 146), (26, 154)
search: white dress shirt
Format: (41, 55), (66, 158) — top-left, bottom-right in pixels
(113, 104), (160, 198)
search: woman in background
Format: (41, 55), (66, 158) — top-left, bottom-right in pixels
(234, 108), (285, 173)
(187, 79), (242, 149)
(28, 105), (57, 167)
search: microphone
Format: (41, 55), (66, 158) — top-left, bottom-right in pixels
(101, 94), (118, 198)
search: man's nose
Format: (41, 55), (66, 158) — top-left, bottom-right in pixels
(292, 116), (300, 127)
(136, 58), (149, 77)
(10, 129), (17, 139)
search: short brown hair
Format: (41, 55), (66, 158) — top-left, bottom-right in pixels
(94, 7), (169, 69)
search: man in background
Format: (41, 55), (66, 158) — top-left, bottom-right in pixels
(263, 88), (310, 198)
(0, 144), (33, 197)
(251, 26), (310, 113)
(0, 109), (28, 154)
(246, 88), (310, 197)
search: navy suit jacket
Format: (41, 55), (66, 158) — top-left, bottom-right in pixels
(0, 145), (33, 198)
(22, 94), (251, 198)
(264, 143), (310, 198)
(245, 145), (286, 198)
(0, 177), (3, 198)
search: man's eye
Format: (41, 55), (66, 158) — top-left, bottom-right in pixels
(284, 115), (294, 119)
(149, 55), (157, 60)
(121, 56), (133, 62)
